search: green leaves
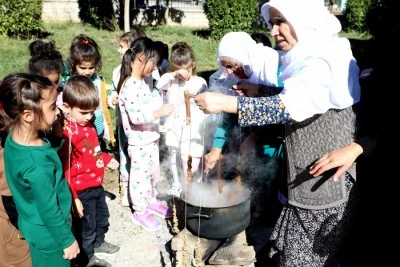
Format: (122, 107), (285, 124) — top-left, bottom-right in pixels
(0, 0), (43, 39)
(204, 0), (258, 40)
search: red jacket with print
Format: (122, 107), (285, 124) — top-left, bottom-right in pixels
(59, 119), (112, 199)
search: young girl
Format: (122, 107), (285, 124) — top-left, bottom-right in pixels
(62, 34), (115, 150)
(29, 39), (64, 84)
(107, 28), (147, 207)
(0, 73), (80, 266)
(156, 42), (209, 197)
(117, 37), (174, 231)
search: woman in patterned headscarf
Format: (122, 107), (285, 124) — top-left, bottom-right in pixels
(194, 0), (361, 265)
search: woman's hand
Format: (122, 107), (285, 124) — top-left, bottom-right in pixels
(63, 240), (80, 260)
(194, 92), (238, 114)
(204, 147), (222, 173)
(309, 142), (363, 181)
(233, 81), (259, 97)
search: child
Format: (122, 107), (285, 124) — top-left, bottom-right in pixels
(117, 37), (174, 231)
(0, 73), (80, 266)
(156, 42), (209, 197)
(58, 75), (120, 267)
(0, 79), (31, 266)
(62, 34), (115, 151)
(29, 39), (64, 84)
(29, 39), (66, 139)
(107, 28), (147, 207)
(0, 39), (65, 267)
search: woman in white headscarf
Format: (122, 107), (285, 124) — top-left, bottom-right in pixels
(205, 31), (282, 173)
(215, 31), (279, 88)
(194, 0), (361, 265)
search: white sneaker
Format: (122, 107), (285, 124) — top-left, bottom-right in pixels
(167, 184), (182, 198)
(121, 188), (129, 207)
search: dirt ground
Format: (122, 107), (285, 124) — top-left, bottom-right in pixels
(100, 168), (178, 267)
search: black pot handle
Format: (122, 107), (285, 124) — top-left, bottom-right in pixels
(187, 212), (212, 220)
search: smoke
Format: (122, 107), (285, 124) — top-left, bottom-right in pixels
(159, 82), (284, 212)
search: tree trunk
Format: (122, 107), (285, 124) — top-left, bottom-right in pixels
(124, 0), (130, 32)
(164, 0), (169, 25)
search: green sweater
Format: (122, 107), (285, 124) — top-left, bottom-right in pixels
(4, 133), (75, 249)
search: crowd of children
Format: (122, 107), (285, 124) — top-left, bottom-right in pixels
(0, 28), (283, 267)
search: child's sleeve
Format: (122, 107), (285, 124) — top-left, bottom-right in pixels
(101, 152), (113, 166)
(156, 73), (174, 90)
(26, 164), (76, 249)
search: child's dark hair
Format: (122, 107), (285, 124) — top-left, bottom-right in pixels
(117, 37), (160, 93)
(250, 32), (272, 48)
(120, 26), (147, 48)
(62, 75), (99, 110)
(67, 34), (102, 76)
(169, 42), (197, 74)
(0, 73), (56, 144)
(154, 41), (169, 74)
(28, 40), (63, 80)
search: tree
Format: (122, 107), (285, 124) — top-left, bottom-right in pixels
(124, 0), (130, 32)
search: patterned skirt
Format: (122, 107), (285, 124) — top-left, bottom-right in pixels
(268, 173), (358, 266)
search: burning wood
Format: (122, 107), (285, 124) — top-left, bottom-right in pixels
(194, 237), (203, 265)
(218, 154), (224, 194)
(173, 201), (180, 235)
(236, 168), (242, 185)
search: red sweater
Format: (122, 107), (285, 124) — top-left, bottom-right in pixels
(59, 119), (112, 199)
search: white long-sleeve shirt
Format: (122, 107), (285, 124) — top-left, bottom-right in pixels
(119, 77), (162, 146)
(156, 73), (209, 157)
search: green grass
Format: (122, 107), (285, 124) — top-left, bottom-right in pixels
(0, 23), (219, 84)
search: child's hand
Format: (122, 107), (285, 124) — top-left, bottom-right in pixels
(111, 95), (119, 106)
(156, 104), (174, 118)
(73, 198), (84, 218)
(175, 69), (190, 81)
(63, 240), (80, 260)
(107, 158), (119, 170)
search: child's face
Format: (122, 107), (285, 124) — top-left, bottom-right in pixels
(75, 60), (96, 78)
(118, 41), (129, 60)
(39, 85), (60, 131)
(42, 70), (60, 84)
(64, 105), (96, 127)
(177, 61), (195, 81)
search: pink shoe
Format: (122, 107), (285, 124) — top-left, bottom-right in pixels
(147, 199), (173, 219)
(131, 210), (161, 231)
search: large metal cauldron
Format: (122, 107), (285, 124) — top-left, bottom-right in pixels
(182, 179), (252, 240)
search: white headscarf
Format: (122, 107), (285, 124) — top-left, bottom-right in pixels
(217, 32), (279, 87)
(261, 0), (360, 122)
